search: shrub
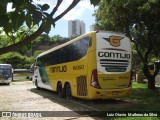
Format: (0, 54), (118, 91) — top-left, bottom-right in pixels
(0, 52), (34, 69)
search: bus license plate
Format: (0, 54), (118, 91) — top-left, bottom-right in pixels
(112, 91), (119, 95)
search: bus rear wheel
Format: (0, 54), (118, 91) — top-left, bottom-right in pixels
(57, 82), (64, 98)
(65, 83), (72, 99)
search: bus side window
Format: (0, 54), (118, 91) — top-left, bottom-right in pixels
(76, 37), (89, 59)
(65, 44), (76, 62)
(89, 37), (92, 47)
(49, 51), (55, 65)
(62, 47), (67, 63)
(71, 43), (77, 60)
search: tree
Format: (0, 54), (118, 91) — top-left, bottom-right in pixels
(0, 0), (101, 55)
(94, 0), (160, 89)
(0, 25), (38, 55)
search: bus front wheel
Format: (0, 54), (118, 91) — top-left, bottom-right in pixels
(65, 83), (72, 99)
(35, 80), (40, 89)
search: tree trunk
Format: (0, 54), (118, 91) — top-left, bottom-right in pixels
(147, 76), (156, 89)
(143, 64), (156, 90)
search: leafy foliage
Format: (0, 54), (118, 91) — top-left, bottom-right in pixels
(0, 52), (33, 69)
(0, 0), (53, 34)
(0, 26), (37, 54)
(33, 34), (67, 46)
(90, 0), (101, 6)
(0, 35), (10, 47)
(33, 50), (44, 58)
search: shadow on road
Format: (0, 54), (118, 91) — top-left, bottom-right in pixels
(29, 87), (131, 119)
(0, 83), (10, 86)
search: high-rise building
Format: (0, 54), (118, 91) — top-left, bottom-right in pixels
(68, 20), (85, 37)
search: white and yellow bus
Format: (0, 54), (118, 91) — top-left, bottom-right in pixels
(33, 31), (132, 99)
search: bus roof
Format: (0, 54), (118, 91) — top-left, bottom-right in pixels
(0, 64), (12, 66)
(36, 31), (96, 58)
(97, 30), (125, 35)
(36, 31), (127, 59)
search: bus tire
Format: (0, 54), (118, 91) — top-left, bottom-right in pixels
(65, 83), (72, 99)
(57, 82), (64, 98)
(35, 80), (40, 90)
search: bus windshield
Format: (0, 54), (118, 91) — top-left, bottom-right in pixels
(0, 65), (12, 80)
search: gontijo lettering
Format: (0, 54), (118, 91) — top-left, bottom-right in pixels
(50, 65), (67, 73)
(98, 51), (130, 59)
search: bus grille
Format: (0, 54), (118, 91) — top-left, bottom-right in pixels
(76, 76), (87, 96)
(100, 59), (129, 72)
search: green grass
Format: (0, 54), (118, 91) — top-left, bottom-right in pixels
(132, 82), (148, 88)
(126, 82), (160, 110)
(111, 82), (160, 120)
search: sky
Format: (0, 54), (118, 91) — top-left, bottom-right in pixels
(7, 0), (96, 37)
(34, 0), (97, 37)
